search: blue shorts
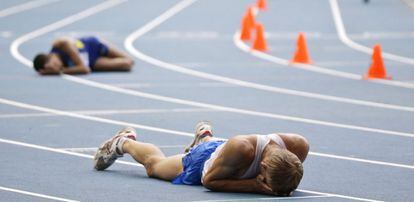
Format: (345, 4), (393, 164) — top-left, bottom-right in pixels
(172, 140), (225, 185)
(50, 36), (109, 69)
(79, 36), (109, 69)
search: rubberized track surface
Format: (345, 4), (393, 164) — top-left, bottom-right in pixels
(0, 0), (413, 201)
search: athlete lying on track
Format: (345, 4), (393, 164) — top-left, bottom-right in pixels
(33, 36), (134, 75)
(94, 121), (309, 196)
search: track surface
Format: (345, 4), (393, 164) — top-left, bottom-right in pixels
(0, 0), (413, 201)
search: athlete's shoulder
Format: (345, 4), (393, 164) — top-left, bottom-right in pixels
(52, 37), (74, 48)
(225, 135), (256, 157)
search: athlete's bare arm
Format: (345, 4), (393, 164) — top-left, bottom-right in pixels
(53, 38), (90, 74)
(202, 135), (274, 195)
(278, 133), (309, 162)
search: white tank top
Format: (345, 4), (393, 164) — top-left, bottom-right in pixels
(201, 134), (286, 183)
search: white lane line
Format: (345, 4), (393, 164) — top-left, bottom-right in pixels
(10, 0), (127, 67)
(59, 145), (185, 152)
(329, 0), (414, 66)
(112, 82), (237, 88)
(0, 0), (60, 18)
(0, 186), (78, 202)
(297, 189), (383, 202)
(234, 32), (414, 90)
(0, 137), (382, 202)
(191, 195), (333, 202)
(349, 31), (414, 40)
(310, 152), (414, 169)
(0, 97), (192, 137)
(123, 0), (414, 112)
(0, 97), (413, 170)
(0, 108), (216, 119)
(9, 0), (414, 138)
(68, 75), (414, 139)
(0, 138), (141, 168)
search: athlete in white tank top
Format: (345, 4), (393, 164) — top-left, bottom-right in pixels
(202, 134), (286, 183)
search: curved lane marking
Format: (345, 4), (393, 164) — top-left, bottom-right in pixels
(329, 0), (414, 66)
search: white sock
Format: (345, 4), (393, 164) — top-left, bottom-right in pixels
(116, 137), (128, 155)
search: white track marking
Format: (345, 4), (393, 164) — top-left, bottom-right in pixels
(59, 147), (98, 153)
(0, 97), (192, 137)
(191, 195), (333, 202)
(9, 0), (414, 138)
(329, 0), (414, 66)
(0, 108), (216, 119)
(1, 97), (413, 170)
(67, 76), (414, 139)
(0, 186), (78, 202)
(234, 31), (414, 90)
(0, 138), (140, 167)
(0, 136), (382, 202)
(123, 0), (414, 112)
(310, 152), (414, 169)
(297, 189), (383, 202)
(59, 145), (186, 152)
(0, 0), (59, 18)
(10, 0), (127, 67)
(113, 82), (237, 88)
(349, 31), (414, 40)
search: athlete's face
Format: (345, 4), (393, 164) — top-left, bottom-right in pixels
(44, 55), (62, 71)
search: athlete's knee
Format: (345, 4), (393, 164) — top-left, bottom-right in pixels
(144, 156), (162, 177)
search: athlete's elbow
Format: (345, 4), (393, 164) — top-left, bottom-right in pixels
(77, 66), (90, 74)
(82, 67), (91, 74)
(202, 177), (222, 192)
(202, 176), (215, 190)
(203, 180), (218, 191)
(293, 134), (310, 162)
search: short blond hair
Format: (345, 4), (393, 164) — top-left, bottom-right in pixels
(266, 149), (303, 196)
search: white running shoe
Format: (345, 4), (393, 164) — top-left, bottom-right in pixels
(94, 127), (137, 171)
(184, 121), (213, 153)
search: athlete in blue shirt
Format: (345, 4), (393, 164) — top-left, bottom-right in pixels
(33, 36), (134, 75)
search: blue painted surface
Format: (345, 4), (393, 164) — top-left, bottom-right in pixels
(0, 0), (413, 201)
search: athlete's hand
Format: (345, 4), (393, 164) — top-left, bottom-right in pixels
(255, 174), (275, 195)
(39, 65), (61, 75)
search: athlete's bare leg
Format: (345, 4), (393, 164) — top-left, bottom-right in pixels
(122, 139), (184, 181)
(93, 46), (134, 71)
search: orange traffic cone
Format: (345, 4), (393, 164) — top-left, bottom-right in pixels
(240, 16), (252, 40)
(291, 33), (312, 64)
(245, 6), (255, 30)
(364, 44), (391, 79)
(252, 23), (268, 51)
(257, 0), (267, 10)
